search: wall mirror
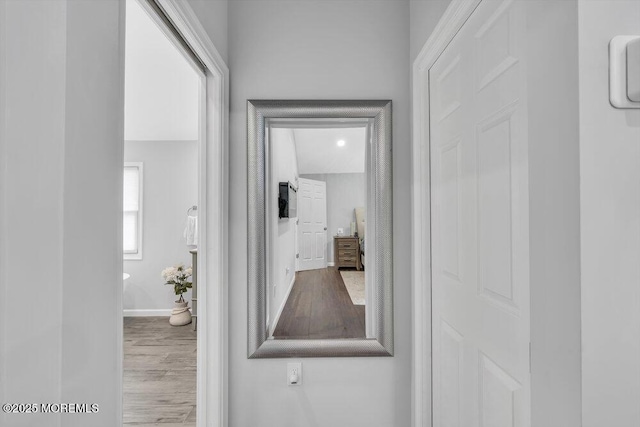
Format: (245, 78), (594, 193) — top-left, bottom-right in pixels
(247, 100), (393, 358)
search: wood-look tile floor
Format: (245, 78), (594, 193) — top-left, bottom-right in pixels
(124, 317), (196, 426)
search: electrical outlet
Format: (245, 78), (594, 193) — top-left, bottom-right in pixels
(285, 267), (290, 275)
(287, 362), (302, 386)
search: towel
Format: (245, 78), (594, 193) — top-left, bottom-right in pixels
(184, 215), (198, 246)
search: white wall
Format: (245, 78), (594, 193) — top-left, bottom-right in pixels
(269, 128), (298, 332)
(0, 0), (6, 414)
(301, 173), (366, 263)
(525, 2), (583, 425)
(579, 1), (640, 426)
(186, 0), (228, 64)
(0, 3), (67, 425)
(125, 0), (200, 141)
(410, 0), (451, 64)
(229, 0), (411, 425)
(0, 1), (227, 425)
(0, 1), (123, 425)
(124, 140), (198, 313)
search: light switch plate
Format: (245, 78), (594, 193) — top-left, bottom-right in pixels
(610, 35), (640, 109)
(627, 38), (640, 102)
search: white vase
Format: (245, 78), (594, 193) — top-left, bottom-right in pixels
(169, 300), (192, 326)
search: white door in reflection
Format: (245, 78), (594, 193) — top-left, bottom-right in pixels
(297, 177), (327, 271)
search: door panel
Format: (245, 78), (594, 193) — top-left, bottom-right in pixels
(430, 1), (530, 426)
(297, 178), (327, 271)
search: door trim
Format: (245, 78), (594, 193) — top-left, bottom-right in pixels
(411, 1), (482, 426)
(117, 2), (229, 427)
(158, 3), (229, 427)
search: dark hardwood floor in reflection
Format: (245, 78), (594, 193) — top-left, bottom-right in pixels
(273, 267), (365, 339)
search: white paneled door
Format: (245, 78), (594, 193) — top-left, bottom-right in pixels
(430, 0), (530, 426)
(297, 177), (327, 271)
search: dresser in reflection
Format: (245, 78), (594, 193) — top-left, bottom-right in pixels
(333, 236), (362, 271)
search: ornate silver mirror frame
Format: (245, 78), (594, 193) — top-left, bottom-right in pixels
(247, 100), (393, 358)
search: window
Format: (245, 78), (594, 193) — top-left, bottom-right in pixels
(123, 162), (143, 260)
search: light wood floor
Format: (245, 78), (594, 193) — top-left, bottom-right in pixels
(124, 317), (196, 426)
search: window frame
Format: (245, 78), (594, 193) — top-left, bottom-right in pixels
(123, 162), (143, 260)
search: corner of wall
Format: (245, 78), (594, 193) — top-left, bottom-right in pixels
(525, 1), (583, 426)
(0, 0), (7, 415)
(577, 2), (640, 426)
(184, 0), (229, 65)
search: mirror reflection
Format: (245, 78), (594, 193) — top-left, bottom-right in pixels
(266, 121), (371, 340)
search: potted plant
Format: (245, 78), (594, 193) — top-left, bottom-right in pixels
(161, 264), (193, 326)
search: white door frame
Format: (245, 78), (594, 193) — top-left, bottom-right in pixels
(411, 1), (482, 426)
(117, 2), (229, 427)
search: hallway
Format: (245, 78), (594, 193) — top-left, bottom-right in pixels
(273, 267), (365, 339)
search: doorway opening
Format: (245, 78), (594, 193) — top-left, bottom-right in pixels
(118, 1), (228, 426)
(123, 0), (203, 424)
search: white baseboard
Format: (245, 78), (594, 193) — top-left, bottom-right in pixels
(327, 262), (335, 267)
(270, 275), (296, 334)
(123, 309), (172, 317)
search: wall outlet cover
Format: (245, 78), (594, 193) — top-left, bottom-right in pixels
(287, 362), (302, 386)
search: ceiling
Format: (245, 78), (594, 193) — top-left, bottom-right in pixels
(124, 0), (200, 141)
(292, 127), (366, 175)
